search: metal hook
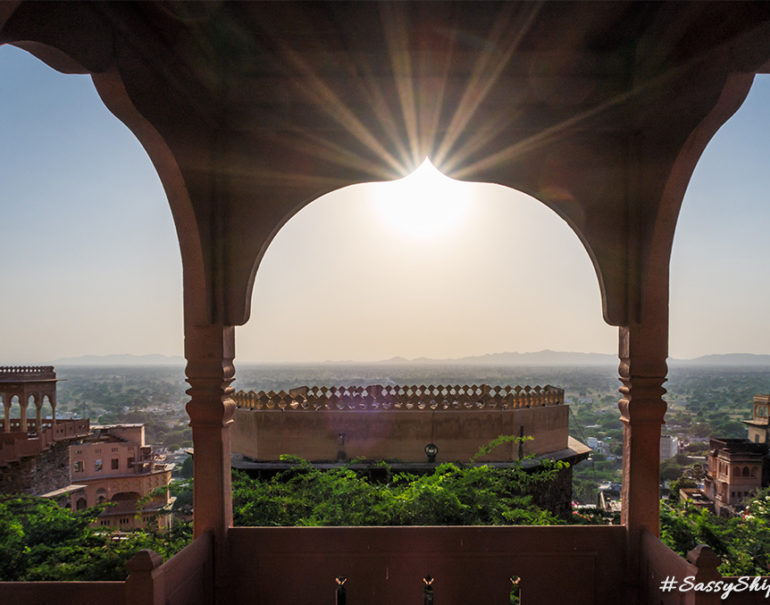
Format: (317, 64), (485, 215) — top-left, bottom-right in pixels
(423, 575), (435, 604)
(335, 576), (347, 605)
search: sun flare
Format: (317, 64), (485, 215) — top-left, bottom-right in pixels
(369, 159), (474, 239)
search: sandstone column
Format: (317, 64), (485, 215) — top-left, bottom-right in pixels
(185, 323), (235, 542)
(618, 318), (668, 538)
(34, 395), (42, 433)
(19, 395), (28, 432)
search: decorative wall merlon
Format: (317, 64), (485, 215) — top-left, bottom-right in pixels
(233, 384), (564, 412)
(0, 366), (56, 381)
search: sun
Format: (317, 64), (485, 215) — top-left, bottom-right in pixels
(369, 159), (474, 240)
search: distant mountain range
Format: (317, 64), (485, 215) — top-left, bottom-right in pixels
(376, 350), (618, 366)
(379, 351), (770, 367)
(671, 353), (770, 367)
(38, 350), (770, 367)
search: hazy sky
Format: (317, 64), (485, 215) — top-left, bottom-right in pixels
(1, 45), (769, 363)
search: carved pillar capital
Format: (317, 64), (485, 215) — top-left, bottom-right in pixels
(185, 324), (236, 426)
(185, 375), (236, 427)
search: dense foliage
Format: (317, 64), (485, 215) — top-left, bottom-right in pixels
(7, 445), (770, 581)
(0, 495), (191, 581)
(232, 455), (566, 527)
(660, 491), (770, 575)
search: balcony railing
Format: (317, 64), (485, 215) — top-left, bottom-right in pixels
(1, 522), (767, 604)
(233, 384), (564, 411)
(0, 531), (213, 605)
(0, 419), (90, 465)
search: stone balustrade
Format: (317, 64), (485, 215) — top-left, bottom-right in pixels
(232, 384), (564, 412)
(0, 365), (56, 380)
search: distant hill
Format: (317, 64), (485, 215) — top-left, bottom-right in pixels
(670, 353), (770, 367)
(53, 354), (185, 366)
(376, 350), (770, 367)
(377, 350), (617, 366)
(35, 351), (770, 367)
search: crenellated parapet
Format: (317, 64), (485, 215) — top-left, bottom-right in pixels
(232, 384), (564, 411)
(0, 366), (56, 381)
(231, 384), (572, 463)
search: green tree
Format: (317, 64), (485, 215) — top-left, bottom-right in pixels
(0, 495), (191, 581)
(231, 443), (568, 527)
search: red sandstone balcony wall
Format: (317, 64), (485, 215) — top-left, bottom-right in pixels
(225, 525), (626, 605)
(0, 582), (124, 605)
(0, 532), (214, 605)
(231, 405), (569, 462)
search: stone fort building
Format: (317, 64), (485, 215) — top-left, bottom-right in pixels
(230, 383), (590, 517)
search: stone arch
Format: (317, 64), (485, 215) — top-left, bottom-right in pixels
(242, 171), (610, 362)
(637, 73), (756, 324)
(41, 394), (54, 420)
(227, 73), (764, 333)
(0, 35), (208, 327)
(112, 491), (141, 502)
(9, 395), (20, 428)
(2, 3), (763, 332)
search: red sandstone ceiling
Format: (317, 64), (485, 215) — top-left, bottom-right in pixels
(2, 2), (769, 326)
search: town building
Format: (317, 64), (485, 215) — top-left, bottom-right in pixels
(0, 366), (90, 496)
(659, 435), (679, 461)
(691, 394), (770, 516)
(704, 438), (766, 516)
(0, 365), (173, 529)
(67, 424), (174, 530)
(678, 488), (714, 513)
(3, 2), (770, 603)
(745, 394), (770, 444)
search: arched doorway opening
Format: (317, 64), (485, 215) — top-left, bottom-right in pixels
(0, 44), (182, 519)
(664, 74), (770, 523)
(0, 44), (182, 369)
(232, 157), (615, 520)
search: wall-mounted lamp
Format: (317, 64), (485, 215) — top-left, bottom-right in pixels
(424, 443), (438, 463)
